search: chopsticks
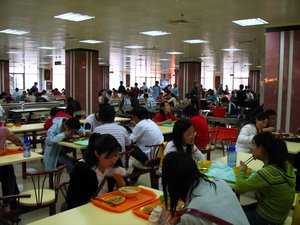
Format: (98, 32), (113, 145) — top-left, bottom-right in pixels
(91, 197), (116, 206)
(244, 156), (254, 165)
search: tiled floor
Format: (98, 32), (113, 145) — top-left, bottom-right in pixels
(2, 148), (293, 224)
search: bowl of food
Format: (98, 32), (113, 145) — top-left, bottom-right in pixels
(14, 123), (22, 127)
(198, 160), (213, 172)
(119, 186), (141, 198)
(233, 166), (253, 177)
(5, 123), (14, 128)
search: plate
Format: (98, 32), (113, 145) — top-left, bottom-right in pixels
(104, 195), (126, 205)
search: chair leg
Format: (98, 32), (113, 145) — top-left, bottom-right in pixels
(149, 170), (159, 190)
(49, 204), (56, 216)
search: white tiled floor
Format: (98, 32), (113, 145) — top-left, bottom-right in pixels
(4, 148), (294, 224)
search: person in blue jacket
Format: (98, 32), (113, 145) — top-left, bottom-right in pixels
(44, 117), (88, 173)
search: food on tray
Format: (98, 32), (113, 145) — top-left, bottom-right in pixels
(5, 123), (14, 128)
(104, 195), (126, 205)
(140, 203), (161, 214)
(233, 166), (253, 177)
(0, 149), (8, 156)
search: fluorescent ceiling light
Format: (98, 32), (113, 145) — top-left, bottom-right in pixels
(183, 39), (207, 44)
(79, 40), (104, 44)
(166, 51), (183, 55)
(232, 18), (268, 26)
(99, 62), (107, 65)
(0, 29), (29, 35)
(124, 45), (144, 49)
(7, 51), (19, 54)
(140, 31), (171, 36)
(159, 58), (170, 61)
(38, 46), (57, 50)
(40, 62), (50, 64)
(221, 48), (241, 52)
(54, 12), (95, 22)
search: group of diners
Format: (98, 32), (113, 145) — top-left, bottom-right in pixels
(0, 97), (297, 225)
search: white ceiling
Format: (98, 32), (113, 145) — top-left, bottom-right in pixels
(1, 0), (300, 77)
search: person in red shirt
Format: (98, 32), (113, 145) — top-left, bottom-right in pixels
(44, 107), (72, 130)
(152, 101), (178, 126)
(184, 104), (209, 149)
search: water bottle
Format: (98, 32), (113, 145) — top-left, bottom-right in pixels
(23, 136), (31, 158)
(227, 146), (237, 167)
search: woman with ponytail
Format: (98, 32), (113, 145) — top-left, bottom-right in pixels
(235, 132), (296, 225)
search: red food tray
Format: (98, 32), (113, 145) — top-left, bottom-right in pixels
(91, 187), (157, 213)
(132, 198), (161, 220)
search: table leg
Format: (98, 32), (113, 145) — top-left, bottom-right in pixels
(22, 162), (27, 179)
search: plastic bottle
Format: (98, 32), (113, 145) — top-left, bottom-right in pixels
(227, 146), (237, 167)
(23, 136), (31, 158)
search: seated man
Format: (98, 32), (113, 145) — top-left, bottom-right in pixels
(93, 104), (131, 165)
(44, 117), (87, 173)
(44, 107), (72, 130)
(220, 96), (239, 116)
(0, 127), (23, 196)
(84, 110), (102, 132)
(129, 107), (164, 182)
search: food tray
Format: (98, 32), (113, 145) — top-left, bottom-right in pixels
(91, 187), (156, 213)
(0, 147), (23, 156)
(132, 199), (161, 220)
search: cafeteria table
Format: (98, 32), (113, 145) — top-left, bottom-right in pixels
(79, 116), (131, 124)
(27, 185), (161, 225)
(285, 141), (300, 154)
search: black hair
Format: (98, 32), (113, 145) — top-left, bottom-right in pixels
(159, 101), (169, 120)
(162, 151), (215, 217)
(98, 104), (115, 123)
(183, 104), (198, 117)
(67, 97), (74, 103)
(253, 132), (288, 171)
(65, 117), (81, 130)
(144, 93), (149, 98)
(265, 109), (277, 117)
(85, 133), (121, 168)
(50, 107), (61, 117)
(131, 107), (149, 120)
(249, 111), (268, 124)
(172, 119), (193, 155)
(15, 88), (19, 92)
(220, 97), (229, 103)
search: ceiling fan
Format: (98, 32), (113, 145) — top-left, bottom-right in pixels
(169, 14), (190, 24)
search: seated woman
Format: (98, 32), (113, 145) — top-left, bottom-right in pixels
(164, 119), (205, 160)
(235, 132), (296, 225)
(162, 151), (249, 225)
(236, 112), (268, 153)
(66, 133), (126, 210)
(183, 105), (209, 150)
(152, 101), (178, 126)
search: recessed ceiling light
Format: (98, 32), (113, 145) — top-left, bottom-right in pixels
(54, 12), (95, 22)
(221, 48), (241, 52)
(232, 18), (268, 26)
(0, 29), (29, 35)
(183, 39), (207, 44)
(79, 40), (104, 44)
(159, 58), (170, 61)
(124, 45), (144, 49)
(140, 31), (171, 36)
(99, 62), (107, 65)
(38, 46), (57, 50)
(166, 51), (183, 55)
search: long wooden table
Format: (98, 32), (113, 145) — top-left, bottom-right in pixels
(27, 185), (161, 225)
(205, 116), (239, 128)
(79, 117), (131, 124)
(285, 141), (300, 154)
(0, 151), (43, 167)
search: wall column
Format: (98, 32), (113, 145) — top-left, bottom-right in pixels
(178, 61), (201, 100)
(0, 60), (9, 93)
(264, 25), (300, 132)
(248, 70), (260, 94)
(99, 65), (110, 90)
(65, 49), (100, 115)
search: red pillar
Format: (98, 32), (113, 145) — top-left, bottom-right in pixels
(65, 49), (101, 115)
(99, 65), (109, 90)
(178, 61), (201, 100)
(264, 25), (300, 133)
(0, 60), (9, 93)
(248, 70), (260, 94)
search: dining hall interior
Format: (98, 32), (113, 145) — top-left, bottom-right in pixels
(0, 0), (300, 224)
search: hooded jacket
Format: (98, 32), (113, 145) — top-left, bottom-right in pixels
(235, 161), (296, 224)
